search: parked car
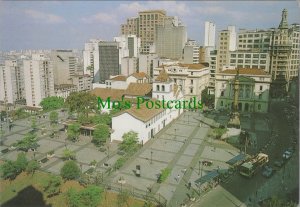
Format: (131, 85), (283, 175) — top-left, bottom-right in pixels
(202, 160), (213, 166)
(282, 149), (293, 160)
(273, 160), (284, 170)
(262, 165), (274, 178)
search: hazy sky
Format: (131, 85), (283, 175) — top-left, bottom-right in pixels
(1, 1), (299, 51)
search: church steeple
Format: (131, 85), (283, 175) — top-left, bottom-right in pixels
(278, 9), (289, 29)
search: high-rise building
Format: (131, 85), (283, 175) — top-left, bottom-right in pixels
(50, 50), (77, 85)
(83, 39), (101, 76)
(0, 60), (25, 105)
(155, 16), (187, 59)
(121, 57), (138, 76)
(183, 40), (199, 64)
(121, 17), (139, 36)
(228, 51), (270, 72)
(121, 10), (166, 54)
(23, 54), (54, 107)
(216, 25), (237, 72)
(269, 9), (299, 93)
(204, 21), (216, 47)
(97, 41), (120, 83)
(114, 35), (141, 62)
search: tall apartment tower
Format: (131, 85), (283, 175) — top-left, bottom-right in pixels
(0, 60), (25, 104)
(97, 41), (120, 83)
(23, 54), (54, 107)
(121, 10), (166, 54)
(114, 35), (141, 60)
(183, 40), (200, 64)
(216, 25), (237, 72)
(50, 50), (77, 85)
(204, 21), (216, 47)
(83, 39), (101, 77)
(155, 16), (187, 60)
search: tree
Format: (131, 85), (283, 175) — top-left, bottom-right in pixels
(201, 87), (215, 107)
(65, 92), (97, 117)
(117, 190), (130, 207)
(92, 124), (110, 146)
(26, 160), (40, 175)
(40, 96), (64, 111)
(14, 152), (28, 173)
(67, 123), (81, 142)
(63, 148), (76, 160)
(43, 175), (62, 197)
(0, 161), (18, 180)
(119, 131), (139, 154)
(16, 133), (38, 151)
(92, 113), (112, 125)
(60, 160), (81, 180)
(49, 111), (59, 125)
(31, 117), (37, 130)
(67, 185), (103, 207)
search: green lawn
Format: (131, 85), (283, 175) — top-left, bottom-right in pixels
(0, 171), (149, 207)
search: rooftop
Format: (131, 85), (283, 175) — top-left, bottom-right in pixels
(90, 88), (125, 100)
(114, 102), (164, 122)
(155, 69), (171, 82)
(130, 72), (149, 79)
(125, 83), (152, 96)
(110, 75), (127, 81)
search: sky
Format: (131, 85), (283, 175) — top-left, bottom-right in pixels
(0, 1), (300, 51)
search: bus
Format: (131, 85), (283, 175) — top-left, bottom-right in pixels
(239, 153), (269, 178)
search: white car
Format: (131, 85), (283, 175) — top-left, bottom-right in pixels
(282, 150), (292, 159)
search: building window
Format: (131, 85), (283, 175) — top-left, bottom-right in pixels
(191, 72), (193, 75)
(156, 85), (160, 91)
(221, 101), (223, 106)
(191, 79), (193, 84)
(258, 104), (261, 110)
(162, 85), (165, 92)
(190, 88), (193, 94)
(260, 85), (263, 91)
(221, 91), (225, 97)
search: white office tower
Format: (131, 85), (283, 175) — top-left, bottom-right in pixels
(114, 35), (141, 59)
(204, 21), (216, 47)
(23, 54), (54, 107)
(121, 57), (138, 76)
(217, 25), (237, 72)
(155, 16), (187, 60)
(183, 40), (200, 64)
(0, 60), (25, 104)
(228, 25), (237, 52)
(83, 39), (101, 76)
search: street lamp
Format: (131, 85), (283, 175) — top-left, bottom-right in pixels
(150, 148), (153, 164)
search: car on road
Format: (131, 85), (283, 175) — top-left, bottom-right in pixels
(262, 165), (274, 178)
(282, 148), (293, 160)
(202, 160), (213, 166)
(273, 160), (284, 170)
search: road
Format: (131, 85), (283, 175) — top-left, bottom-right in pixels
(195, 101), (299, 207)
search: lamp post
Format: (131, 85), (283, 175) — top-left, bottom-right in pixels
(150, 148), (153, 164)
(174, 128), (177, 140)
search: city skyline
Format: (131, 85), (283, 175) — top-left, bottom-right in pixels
(1, 1), (300, 51)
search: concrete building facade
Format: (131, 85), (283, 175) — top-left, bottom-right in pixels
(23, 54), (54, 107)
(155, 16), (187, 60)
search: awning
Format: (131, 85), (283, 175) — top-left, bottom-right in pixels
(226, 154), (247, 166)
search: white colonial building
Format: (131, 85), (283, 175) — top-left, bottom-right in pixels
(153, 63), (210, 102)
(215, 68), (271, 113)
(111, 70), (183, 144)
